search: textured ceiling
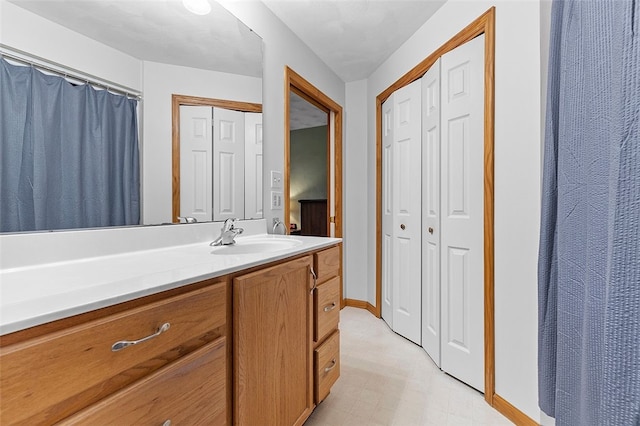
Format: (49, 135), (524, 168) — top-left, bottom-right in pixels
(262, 0), (446, 82)
(290, 92), (328, 131)
(6, 0), (263, 78)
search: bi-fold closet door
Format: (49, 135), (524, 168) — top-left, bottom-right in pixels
(382, 34), (485, 392)
(180, 106), (263, 222)
(381, 79), (423, 345)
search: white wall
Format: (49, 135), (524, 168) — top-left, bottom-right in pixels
(365, 0), (543, 421)
(0, 1), (141, 91)
(344, 79), (369, 301)
(216, 1), (345, 229)
(141, 61), (261, 225)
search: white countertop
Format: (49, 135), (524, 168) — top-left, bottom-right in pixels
(0, 222), (340, 336)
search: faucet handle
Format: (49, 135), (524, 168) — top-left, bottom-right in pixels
(178, 216), (197, 223)
(222, 218), (237, 230)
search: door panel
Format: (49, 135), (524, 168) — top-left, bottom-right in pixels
(244, 112), (263, 219)
(391, 80), (422, 345)
(440, 34), (485, 392)
(446, 116), (470, 217)
(179, 106), (213, 223)
(381, 98), (394, 326)
(421, 59), (441, 366)
(213, 107), (245, 221)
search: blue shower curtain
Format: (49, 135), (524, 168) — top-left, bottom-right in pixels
(0, 57), (140, 232)
(538, 1), (640, 425)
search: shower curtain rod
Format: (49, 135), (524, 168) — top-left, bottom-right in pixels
(0, 46), (142, 100)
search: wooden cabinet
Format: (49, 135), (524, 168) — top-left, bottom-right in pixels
(299, 199), (328, 236)
(0, 279), (229, 425)
(312, 245), (342, 403)
(233, 255), (314, 426)
(0, 243), (341, 426)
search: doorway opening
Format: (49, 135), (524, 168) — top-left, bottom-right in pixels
(288, 91), (329, 236)
(284, 67), (343, 307)
(284, 67), (343, 240)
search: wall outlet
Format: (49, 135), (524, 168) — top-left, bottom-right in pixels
(270, 171), (283, 189)
(271, 191), (283, 210)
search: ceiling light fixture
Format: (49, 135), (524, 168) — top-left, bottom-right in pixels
(182, 0), (211, 16)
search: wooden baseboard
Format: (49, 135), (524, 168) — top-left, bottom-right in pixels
(344, 298), (367, 309)
(343, 299), (378, 316)
(492, 394), (539, 426)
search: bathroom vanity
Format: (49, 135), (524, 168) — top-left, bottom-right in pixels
(0, 220), (341, 425)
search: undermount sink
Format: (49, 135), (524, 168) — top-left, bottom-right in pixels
(210, 236), (303, 255)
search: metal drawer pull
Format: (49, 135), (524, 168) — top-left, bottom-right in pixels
(162, 421), (172, 426)
(324, 359), (337, 373)
(111, 323), (171, 352)
(323, 302), (337, 312)
(310, 267), (318, 294)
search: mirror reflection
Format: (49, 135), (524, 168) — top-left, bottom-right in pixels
(173, 96), (263, 223)
(0, 0), (263, 233)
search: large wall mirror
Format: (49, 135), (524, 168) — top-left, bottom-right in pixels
(1, 0), (263, 233)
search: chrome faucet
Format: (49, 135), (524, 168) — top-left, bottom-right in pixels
(210, 218), (244, 246)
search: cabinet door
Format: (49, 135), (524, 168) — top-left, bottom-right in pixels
(233, 256), (313, 426)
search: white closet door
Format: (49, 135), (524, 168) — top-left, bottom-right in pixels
(244, 112), (263, 219)
(213, 107), (245, 221)
(421, 59), (442, 366)
(440, 34), (485, 391)
(179, 106), (213, 223)
(391, 79), (422, 345)
(381, 96), (394, 327)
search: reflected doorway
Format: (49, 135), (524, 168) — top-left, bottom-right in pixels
(288, 91), (329, 236)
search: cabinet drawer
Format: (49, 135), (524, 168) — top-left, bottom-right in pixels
(314, 276), (340, 343)
(314, 330), (340, 403)
(0, 281), (226, 425)
(314, 245), (340, 282)
(60, 337), (227, 425)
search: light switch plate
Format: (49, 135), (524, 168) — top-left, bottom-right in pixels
(270, 171), (283, 189)
(271, 191), (283, 210)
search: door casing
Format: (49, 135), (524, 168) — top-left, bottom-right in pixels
(374, 8), (495, 404)
(284, 67), (343, 308)
(284, 67), (342, 240)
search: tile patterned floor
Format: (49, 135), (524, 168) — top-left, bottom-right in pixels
(305, 307), (513, 426)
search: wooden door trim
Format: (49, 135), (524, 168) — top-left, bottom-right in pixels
(171, 94), (262, 223)
(284, 67), (343, 240)
(285, 67), (343, 308)
(374, 7), (495, 404)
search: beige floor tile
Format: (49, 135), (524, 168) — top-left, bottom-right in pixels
(307, 307), (513, 426)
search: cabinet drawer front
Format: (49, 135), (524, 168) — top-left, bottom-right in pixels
(60, 338), (226, 425)
(314, 276), (340, 343)
(0, 281), (226, 425)
(314, 245), (340, 282)
(314, 330), (340, 403)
